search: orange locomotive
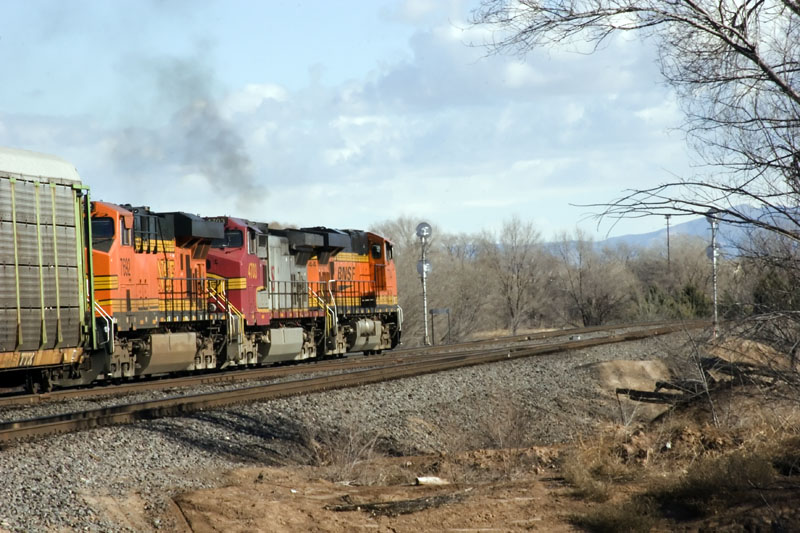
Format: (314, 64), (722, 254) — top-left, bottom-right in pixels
(88, 202), (227, 381)
(304, 228), (400, 354)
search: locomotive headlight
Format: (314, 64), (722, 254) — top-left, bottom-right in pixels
(208, 302), (218, 313)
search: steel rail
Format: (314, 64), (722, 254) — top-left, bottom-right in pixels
(0, 320), (706, 408)
(0, 321), (705, 443)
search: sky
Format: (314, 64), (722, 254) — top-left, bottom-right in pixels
(0, 0), (700, 240)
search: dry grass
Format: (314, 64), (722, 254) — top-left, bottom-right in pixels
(566, 443), (787, 530)
(563, 386), (800, 531)
(571, 498), (656, 533)
(433, 392), (542, 482)
(476, 397), (530, 449)
(302, 427), (412, 486)
(559, 430), (641, 502)
(772, 436), (800, 477)
(652, 450), (776, 516)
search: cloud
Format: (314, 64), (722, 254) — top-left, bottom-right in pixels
(221, 84), (289, 119)
(0, 2), (690, 240)
(503, 61), (548, 89)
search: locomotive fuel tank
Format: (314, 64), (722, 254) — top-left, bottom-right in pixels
(347, 318), (384, 352)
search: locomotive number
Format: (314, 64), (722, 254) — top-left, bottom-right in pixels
(337, 266), (355, 281)
(247, 262), (259, 280)
(120, 257), (131, 278)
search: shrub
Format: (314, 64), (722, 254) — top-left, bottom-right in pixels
(650, 450), (775, 518)
(571, 498), (656, 533)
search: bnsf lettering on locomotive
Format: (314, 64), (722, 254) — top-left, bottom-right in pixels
(337, 266), (355, 281)
(157, 259), (174, 278)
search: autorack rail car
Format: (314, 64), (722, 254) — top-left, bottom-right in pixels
(0, 146), (402, 392)
(0, 146), (93, 391)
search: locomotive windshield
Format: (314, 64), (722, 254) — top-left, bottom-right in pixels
(211, 229), (244, 249)
(91, 217), (115, 252)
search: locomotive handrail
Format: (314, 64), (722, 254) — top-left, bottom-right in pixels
(262, 279), (315, 310)
(326, 280), (338, 320)
(309, 285), (337, 340)
(93, 300), (116, 351)
(207, 282), (244, 348)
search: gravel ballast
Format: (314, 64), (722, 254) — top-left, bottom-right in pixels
(0, 331), (702, 532)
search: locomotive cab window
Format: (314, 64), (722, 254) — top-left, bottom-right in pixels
(91, 217), (115, 252)
(248, 229), (257, 255)
(120, 218), (131, 246)
(371, 243), (382, 259)
(257, 234), (268, 259)
(386, 244), (393, 260)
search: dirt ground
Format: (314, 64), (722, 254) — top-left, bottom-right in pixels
(85, 337), (800, 532)
(169, 453), (578, 533)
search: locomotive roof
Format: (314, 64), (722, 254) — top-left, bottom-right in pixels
(0, 146), (82, 182)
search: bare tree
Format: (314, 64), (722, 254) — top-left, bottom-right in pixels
(620, 236), (717, 320)
(480, 216), (548, 334)
(472, 0), (800, 237)
(731, 231), (800, 364)
(554, 230), (637, 326)
(434, 232), (489, 342)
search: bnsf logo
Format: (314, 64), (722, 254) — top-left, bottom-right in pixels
(336, 266), (355, 281)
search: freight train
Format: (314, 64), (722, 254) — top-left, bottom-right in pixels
(0, 146), (402, 392)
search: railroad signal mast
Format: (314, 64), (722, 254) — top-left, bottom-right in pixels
(416, 222), (432, 346)
(705, 210), (720, 339)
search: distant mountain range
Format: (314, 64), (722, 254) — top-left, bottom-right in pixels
(596, 207), (772, 253)
(599, 216), (714, 249)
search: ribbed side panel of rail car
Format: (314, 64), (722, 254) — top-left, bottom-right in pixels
(0, 172), (86, 365)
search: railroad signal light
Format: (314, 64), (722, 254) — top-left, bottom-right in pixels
(416, 222), (432, 346)
(415, 222), (432, 240)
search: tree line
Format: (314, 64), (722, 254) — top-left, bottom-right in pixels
(460, 0), (800, 364)
(372, 215), (797, 348)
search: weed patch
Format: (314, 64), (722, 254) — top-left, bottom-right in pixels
(571, 498), (656, 533)
(649, 450), (776, 519)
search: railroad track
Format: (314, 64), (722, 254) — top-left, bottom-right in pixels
(0, 320), (707, 443)
(0, 319), (705, 409)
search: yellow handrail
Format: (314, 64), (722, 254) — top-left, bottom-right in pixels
(208, 284), (244, 339)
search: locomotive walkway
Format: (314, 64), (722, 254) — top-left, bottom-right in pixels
(0, 320), (707, 443)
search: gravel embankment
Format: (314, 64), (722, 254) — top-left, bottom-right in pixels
(0, 331), (702, 532)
